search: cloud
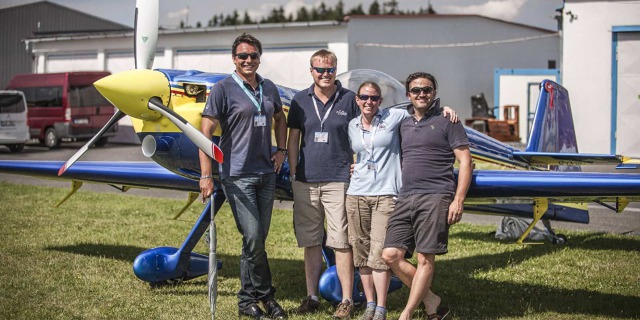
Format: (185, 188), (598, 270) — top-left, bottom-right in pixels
(441, 0), (526, 21)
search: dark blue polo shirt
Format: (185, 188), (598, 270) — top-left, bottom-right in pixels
(399, 99), (469, 196)
(202, 73), (283, 179)
(287, 80), (358, 183)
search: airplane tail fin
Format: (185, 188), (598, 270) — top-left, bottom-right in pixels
(525, 80), (579, 154)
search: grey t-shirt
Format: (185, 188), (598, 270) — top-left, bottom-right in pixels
(202, 73), (283, 179)
(399, 99), (469, 196)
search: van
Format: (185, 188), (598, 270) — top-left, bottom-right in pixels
(0, 90), (30, 152)
(6, 72), (117, 148)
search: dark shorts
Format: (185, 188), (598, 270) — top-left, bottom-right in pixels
(383, 193), (452, 256)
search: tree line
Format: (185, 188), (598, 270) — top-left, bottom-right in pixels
(182, 0), (436, 28)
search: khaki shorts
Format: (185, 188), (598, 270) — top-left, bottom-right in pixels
(346, 195), (395, 270)
(292, 181), (350, 249)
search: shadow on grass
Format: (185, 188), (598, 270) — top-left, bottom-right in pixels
(43, 235), (640, 318)
(433, 232), (640, 318)
(47, 242), (310, 301)
(44, 243), (147, 261)
(454, 230), (640, 252)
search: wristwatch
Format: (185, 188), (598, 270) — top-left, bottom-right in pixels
(277, 148), (287, 156)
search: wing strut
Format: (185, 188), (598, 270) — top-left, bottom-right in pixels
(55, 180), (83, 207)
(516, 198), (548, 245)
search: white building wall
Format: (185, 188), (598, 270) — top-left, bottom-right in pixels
(563, 0), (640, 154)
(347, 15), (559, 121)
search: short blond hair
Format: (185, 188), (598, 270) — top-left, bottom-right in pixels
(310, 49), (337, 66)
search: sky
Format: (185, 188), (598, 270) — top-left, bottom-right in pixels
(1, 0), (564, 31)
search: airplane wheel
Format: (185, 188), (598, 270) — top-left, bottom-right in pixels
(44, 128), (60, 149)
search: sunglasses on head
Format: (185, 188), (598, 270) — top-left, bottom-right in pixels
(409, 86), (435, 95)
(358, 94), (381, 102)
(312, 67), (337, 74)
(235, 52), (260, 60)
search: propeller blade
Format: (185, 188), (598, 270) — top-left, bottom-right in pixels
(134, 0), (159, 69)
(147, 98), (224, 164)
(57, 110), (126, 176)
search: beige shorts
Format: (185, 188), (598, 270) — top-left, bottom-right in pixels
(346, 195), (395, 270)
(292, 180), (350, 249)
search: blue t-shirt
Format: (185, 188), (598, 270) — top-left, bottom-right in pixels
(202, 73), (283, 179)
(287, 81), (359, 183)
(347, 107), (408, 196)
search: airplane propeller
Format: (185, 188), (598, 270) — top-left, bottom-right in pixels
(58, 0), (222, 176)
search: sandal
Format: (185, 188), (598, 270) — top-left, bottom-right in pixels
(426, 307), (450, 320)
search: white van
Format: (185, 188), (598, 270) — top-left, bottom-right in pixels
(0, 90), (30, 152)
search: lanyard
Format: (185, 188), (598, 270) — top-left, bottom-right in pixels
(360, 114), (380, 161)
(231, 72), (263, 114)
(311, 91), (340, 132)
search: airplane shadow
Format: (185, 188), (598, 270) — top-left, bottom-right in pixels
(45, 243), (146, 262)
(415, 232), (640, 318)
(43, 236), (640, 318)
(454, 230), (640, 252)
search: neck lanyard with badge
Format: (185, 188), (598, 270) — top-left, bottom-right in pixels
(360, 114), (380, 171)
(231, 72), (265, 127)
(312, 91), (340, 143)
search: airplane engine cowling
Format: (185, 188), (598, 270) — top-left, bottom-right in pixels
(140, 133), (206, 180)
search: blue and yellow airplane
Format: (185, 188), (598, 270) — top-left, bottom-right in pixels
(1, 0), (640, 312)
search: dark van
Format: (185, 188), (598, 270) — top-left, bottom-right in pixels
(6, 72), (117, 148)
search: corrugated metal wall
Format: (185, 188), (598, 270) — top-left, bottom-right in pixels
(0, 1), (130, 88)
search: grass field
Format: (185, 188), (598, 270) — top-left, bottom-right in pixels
(1, 181), (639, 319)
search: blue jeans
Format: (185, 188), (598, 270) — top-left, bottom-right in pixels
(221, 173), (276, 308)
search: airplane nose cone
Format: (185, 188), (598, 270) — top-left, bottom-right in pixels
(94, 69), (170, 120)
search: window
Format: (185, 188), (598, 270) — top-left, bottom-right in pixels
(68, 85), (111, 107)
(0, 94), (26, 113)
(19, 86), (63, 107)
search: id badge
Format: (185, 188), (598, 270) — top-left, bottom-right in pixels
(367, 160), (377, 171)
(314, 132), (328, 143)
(254, 115), (266, 127)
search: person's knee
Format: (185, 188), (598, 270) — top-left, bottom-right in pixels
(381, 248), (401, 265)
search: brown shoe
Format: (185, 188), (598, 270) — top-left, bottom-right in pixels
(294, 296), (320, 315)
(333, 300), (354, 319)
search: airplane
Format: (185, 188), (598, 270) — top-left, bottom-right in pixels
(1, 0), (640, 315)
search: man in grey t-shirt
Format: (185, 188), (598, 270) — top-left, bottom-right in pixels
(382, 72), (472, 320)
(199, 33), (287, 320)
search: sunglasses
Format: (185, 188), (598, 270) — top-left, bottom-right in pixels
(409, 86), (435, 95)
(358, 94), (381, 102)
(235, 52), (260, 60)
(312, 67), (337, 74)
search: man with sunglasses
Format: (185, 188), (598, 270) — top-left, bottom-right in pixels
(287, 49), (359, 319)
(381, 72), (472, 320)
(199, 33), (287, 320)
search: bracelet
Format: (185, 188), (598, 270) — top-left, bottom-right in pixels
(200, 175), (212, 179)
(277, 148), (287, 156)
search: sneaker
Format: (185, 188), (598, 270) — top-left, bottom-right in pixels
(359, 305), (375, 320)
(263, 299), (287, 319)
(333, 300), (354, 319)
(294, 296), (320, 315)
(372, 309), (387, 320)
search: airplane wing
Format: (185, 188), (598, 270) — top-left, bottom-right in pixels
(0, 160), (198, 192)
(2, 160), (638, 207)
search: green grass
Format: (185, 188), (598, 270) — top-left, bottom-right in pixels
(1, 181), (638, 319)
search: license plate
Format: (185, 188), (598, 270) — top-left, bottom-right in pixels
(73, 118), (89, 125)
(0, 121), (15, 127)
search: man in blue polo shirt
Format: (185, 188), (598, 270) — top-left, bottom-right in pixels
(287, 49), (359, 319)
(382, 72), (472, 320)
(199, 33), (288, 320)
